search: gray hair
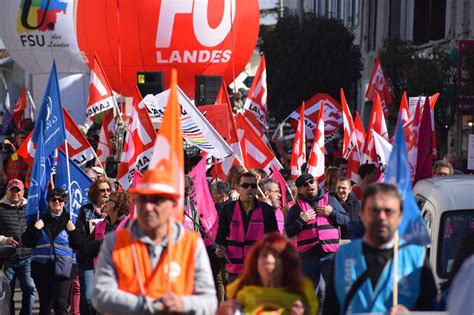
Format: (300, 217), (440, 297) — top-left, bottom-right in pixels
(258, 178), (279, 192)
(433, 160), (454, 175)
(210, 181), (231, 196)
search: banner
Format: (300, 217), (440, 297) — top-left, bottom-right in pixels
(143, 87), (233, 159)
(56, 151), (92, 223)
(188, 157), (218, 246)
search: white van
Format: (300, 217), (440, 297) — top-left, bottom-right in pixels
(413, 175), (474, 285)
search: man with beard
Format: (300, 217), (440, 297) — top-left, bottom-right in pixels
(323, 184), (437, 315)
(215, 172), (278, 282)
(285, 174), (348, 301)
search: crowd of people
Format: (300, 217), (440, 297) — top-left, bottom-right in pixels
(0, 116), (471, 314)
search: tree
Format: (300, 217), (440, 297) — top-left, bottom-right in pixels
(260, 14), (362, 121)
(379, 39), (457, 155)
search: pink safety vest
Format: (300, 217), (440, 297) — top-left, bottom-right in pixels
(296, 196), (340, 253)
(275, 207), (284, 234)
(226, 203), (264, 274)
(93, 215), (130, 267)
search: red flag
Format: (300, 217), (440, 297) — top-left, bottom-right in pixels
(405, 99), (421, 181)
(243, 55), (268, 134)
(354, 111), (366, 152)
(96, 109), (116, 167)
(366, 57), (392, 117)
(306, 101), (325, 179)
(16, 132), (34, 166)
(290, 104), (306, 179)
(18, 109), (95, 168)
(116, 88), (156, 189)
(340, 89), (357, 158)
(288, 93), (342, 141)
(397, 92), (411, 143)
(415, 98), (433, 183)
(213, 81), (243, 179)
(346, 145), (360, 184)
(86, 54), (115, 118)
(235, 113), (281, 175)
(361, 128), (377, 165)
(12, 85), (27, 129)
(61, 109), (96, 167)
(368, 93), (389, 140)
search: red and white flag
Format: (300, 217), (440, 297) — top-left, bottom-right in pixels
(235, 113), (282, 175)
(213, 82), (243, 179)
(290, 104), (306, 179)
(96, 109), (116, 167)
(341, 89), (360, 182)
(63, 109), (96, 167)
(243, 55), (267, 135)
(86, 54), (115, 118)
(12, 85), (27, 129)
(288, 93), (342, 141)
(366, 57), (392, 117)
(368, 94), (389, 140)
(306, 101), (325, 179)
(116, 88), (156, 189)
(17, 109), (95, 168)
(371, 130), (392, 171)
(354, 111), (366, 152)
(397, 92), (411, 143)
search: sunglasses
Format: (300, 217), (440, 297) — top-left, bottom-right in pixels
(240, 183), (257, 189)
(302, 179), (315, 187)
(99, 188), (111, 193)
(49, 197), (64, 203)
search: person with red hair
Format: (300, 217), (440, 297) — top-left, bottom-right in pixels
(217, 232), (318, 315)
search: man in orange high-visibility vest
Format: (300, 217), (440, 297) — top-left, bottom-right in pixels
(92, 167), (217, 314)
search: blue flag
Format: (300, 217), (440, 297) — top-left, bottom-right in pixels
(383, 118), (430, 245)
(26, 121), (49, 224)
(55, 150), (92, 223)
(31, 61), (66, 156)
(1, 109), (13, 135)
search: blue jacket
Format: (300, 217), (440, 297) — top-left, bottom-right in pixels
(334, 239), (424, 314)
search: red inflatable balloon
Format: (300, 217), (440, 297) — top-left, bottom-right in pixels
(76, 0), (259, 97)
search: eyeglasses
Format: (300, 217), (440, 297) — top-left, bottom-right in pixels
(49, 197), (64, 203)
(302, 179), (315, 188)
(369, 207), (399, 217)
(99, 188), (111, 193)
(239, 183), (257, 189)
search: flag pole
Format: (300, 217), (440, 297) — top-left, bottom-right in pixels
(91, 148), (108, 179)
(26, 91), (36, 120)
(392, 230), (399, 307)
(63, 140), (73, 220)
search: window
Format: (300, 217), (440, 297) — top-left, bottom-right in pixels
(413, 0), (446, 45)
(367, 0), (377, 51)
(312, 0), (360, 28)
(437, 210), (474, 279)
(388, 0), (401, 39)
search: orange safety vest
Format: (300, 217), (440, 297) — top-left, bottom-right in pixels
(112, 228), (198, 298)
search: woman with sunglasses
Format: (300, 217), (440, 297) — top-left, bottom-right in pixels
(72, 192), (131, 269)
(22, 188), (76, 315)
(74, 178), (112, 315)
(217, 233), (318, 315)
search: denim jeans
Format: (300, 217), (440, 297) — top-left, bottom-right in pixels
(318, 253), (335, 310)
(3, 257), (36, 315)
(300, 257), (322, 292)
(78, 264), (94, 315)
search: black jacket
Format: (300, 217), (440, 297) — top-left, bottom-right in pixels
(330, 192), (361, 223)
(0, 197), (31, 259)
(215, 199), (278, 248)
(70, 214), (129, 261)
